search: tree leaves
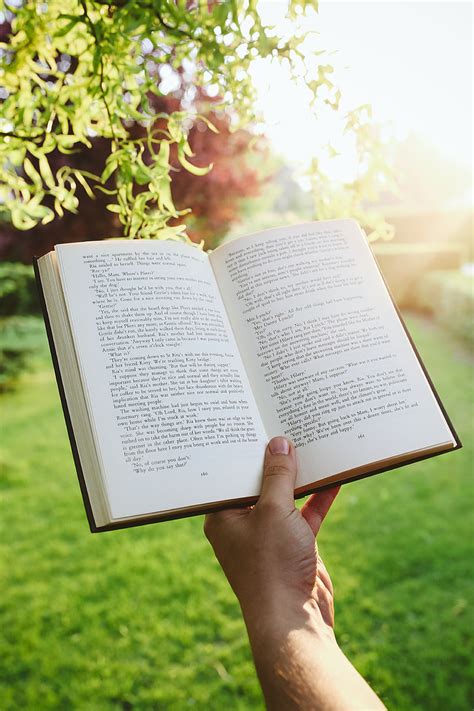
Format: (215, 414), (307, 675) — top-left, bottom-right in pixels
(0, 0), (390, 241)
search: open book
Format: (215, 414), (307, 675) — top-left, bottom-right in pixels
(35, 219), (460, 531)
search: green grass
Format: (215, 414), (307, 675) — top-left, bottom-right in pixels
(1, 315), (473, 710)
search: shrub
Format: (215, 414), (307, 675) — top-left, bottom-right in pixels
(416, 271), (474, 348)
(0, 262), (39, 316)
(371, 243), (463, 309)
(0, 316), (47, 390)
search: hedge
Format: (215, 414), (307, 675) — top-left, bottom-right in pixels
(415, 270), (474, 348)
(371, 242), (463, 309)
(0, 316), (48, 390)
(0, 262), (39, 317)
(0, 262), (43, 388)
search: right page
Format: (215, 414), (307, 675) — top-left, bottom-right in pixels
(210, 220), (457, 488)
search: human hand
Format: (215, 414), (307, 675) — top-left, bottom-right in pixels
(205, 438), (387, 710)
(204, 436), (340, 638)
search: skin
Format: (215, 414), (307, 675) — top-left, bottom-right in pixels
(204, 436), (387, 710)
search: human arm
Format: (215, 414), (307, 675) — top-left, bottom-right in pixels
(204, 436), (386, 710)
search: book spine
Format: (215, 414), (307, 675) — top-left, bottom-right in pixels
(33, 257), (99, 533)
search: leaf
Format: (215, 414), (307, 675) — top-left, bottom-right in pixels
(95, 185), (117, 196)
(2, 0), (391, 250)
(73, 171), (95, 198)
(101, 161), (118, 183)
(178, 148), (213, 176)
(62, 192), (79, 212)
(55, 135), (82, 150)
(155, 178), (176, 214)
(196, 115), (219, 134)
(230, 0), (239, 24)
(23, 158), (41, 186)
(92, 47), (101, 75)
(38, 155), (55, 189)
(55, 17), (82, 38)
(41, 208), (55, 225)
(58, 13), (83, 21)
(153, 225), (188, 241)
(10, 206), (38, 231)
(155, 141), (170, 168)
(54, 199), (64, 217)
(213, 2), (230, 26)
(28, 203), (55, 220)
(133, 159), (152, 185)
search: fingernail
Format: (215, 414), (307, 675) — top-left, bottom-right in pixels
(268, 437), (290, 455)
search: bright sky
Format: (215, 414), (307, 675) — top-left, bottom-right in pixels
(251, 1), (473, 179)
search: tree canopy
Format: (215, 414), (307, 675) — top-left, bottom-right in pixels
(0, 0), (392, 243)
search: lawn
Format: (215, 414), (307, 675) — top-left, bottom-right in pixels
(1, 314), (473, 710)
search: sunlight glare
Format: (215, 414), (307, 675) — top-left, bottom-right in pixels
(252, 1), (472, 188)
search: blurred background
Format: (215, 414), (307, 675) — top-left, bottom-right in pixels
(1, 1), (473, 709)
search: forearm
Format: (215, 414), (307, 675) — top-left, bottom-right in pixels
(205, 442), (385, 710)
(244, 598), (386, 711)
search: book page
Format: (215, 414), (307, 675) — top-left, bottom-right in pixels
(56, 240), (267, 519)
(210, 220), (455, 486)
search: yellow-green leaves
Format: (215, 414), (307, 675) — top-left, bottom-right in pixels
(0, 0), (388, 240)
(177, 148), (212, 177)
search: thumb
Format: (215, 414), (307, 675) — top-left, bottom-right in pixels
(258, 437), (297, 509)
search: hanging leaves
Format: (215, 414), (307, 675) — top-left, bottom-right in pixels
(0, 0), (391, 241)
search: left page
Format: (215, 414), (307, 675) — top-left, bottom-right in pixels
(56, 240), (267, 521)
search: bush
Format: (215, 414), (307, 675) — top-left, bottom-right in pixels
(0, 262), (39, 316)
(0, 316), (47, 390)
(415, 270), (474, 348)
(372, 242), (462, 309)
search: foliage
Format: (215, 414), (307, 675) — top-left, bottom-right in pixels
(0, 262), (43, 389)
(310, 104), (396, 240)
(0, 261), (39, 314)
(0, 96), (264, 259)
(0, 0), (325, 240)
(0, 262), (41, 389)
(371, 242), (463, 309)
(415, 270), (474, 348)
(0, 315), (46, 389)
(0, 0), (391, 242)
(167, 100), (264, 249)
(1, 315), (473, 709)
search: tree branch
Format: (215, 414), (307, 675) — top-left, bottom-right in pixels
(80, 0), (119, 144)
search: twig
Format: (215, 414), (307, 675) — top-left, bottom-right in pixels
(80, 0), (119, 144)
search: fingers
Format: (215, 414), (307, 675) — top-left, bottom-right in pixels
(317, 554), (334, 596)
(301, 486), (340, 536)
(258, 437), (296, 509)
(316, 575), (335, 627)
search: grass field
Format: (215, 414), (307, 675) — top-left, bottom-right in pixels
(1, 314), (473, 710)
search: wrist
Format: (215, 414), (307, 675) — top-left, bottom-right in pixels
(242, 591), (337, 664)
(241, 594), (341, 710)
